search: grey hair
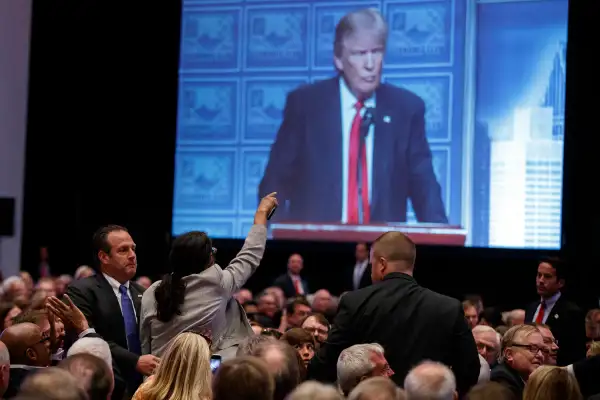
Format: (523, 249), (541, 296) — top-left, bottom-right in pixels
(347, 377), (405, 400)
(74, 265), (94, 280)
(236, 335), (276, 357)
(472, 325), (501, 347)
(67, 337), (112, 369)
(2, 276), (23, 293)
(404, 360), (456, 400)
(337, 343), (385, 395)
(334, 8), (388, 57)
(287, 381), (343, 400)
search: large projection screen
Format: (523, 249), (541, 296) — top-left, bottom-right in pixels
(172, 0), (569, 249)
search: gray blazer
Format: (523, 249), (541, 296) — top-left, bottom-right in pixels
(140, 224), (267, 360)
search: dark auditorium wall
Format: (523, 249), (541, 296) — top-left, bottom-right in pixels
(21, 0), (599, 312)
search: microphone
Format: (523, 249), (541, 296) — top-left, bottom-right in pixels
(360, 107), (375, 139)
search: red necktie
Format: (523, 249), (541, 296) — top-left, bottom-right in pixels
(535, 302), (546, 324)
(293, 278), (302, 295)
(347, 102), (370, 224)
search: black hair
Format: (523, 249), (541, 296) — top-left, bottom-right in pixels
(155, 231), (213, 322)
(539, 256), (566, 281)
(91, 225), (128, 266)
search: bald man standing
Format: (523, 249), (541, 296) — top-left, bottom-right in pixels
(309, 232), (480, 396)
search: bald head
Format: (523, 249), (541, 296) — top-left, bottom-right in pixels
(370, 232), (416, 282)
(404, 361), (456, 400)
(0, 323), (46, 366)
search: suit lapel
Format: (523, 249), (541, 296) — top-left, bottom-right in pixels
(95, 274), (126, 334)
(315, 78), (343, 218)
(129, 284), (143, 322)
(371, 85), (394, 219)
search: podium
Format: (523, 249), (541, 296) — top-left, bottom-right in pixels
(271, 223), (467, 246)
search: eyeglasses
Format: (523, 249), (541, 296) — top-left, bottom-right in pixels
(543, 337), (559, 346)
(512, 343), (549, 355)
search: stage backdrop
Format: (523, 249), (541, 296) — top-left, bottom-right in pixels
(172, 0), (568, 249)
(0, 0), (32, 277)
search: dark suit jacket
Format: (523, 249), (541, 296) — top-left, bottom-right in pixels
(525, 295), (586, 365)
(308, 272), (479, 396)
(259, 77), (448, 224)
(67, 274), (145, 398)
(572, 355), (600, 398)
(489, 363), (525, 398)
(345, 263), (372, 293)
(273, 274), (309, 299)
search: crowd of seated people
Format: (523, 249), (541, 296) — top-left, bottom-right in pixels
(0, 194), (599, 399)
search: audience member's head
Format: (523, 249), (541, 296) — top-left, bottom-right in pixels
(249, 340), (302, 400)
(311, 290), (334, 314)
(523, 365), (582, 400)
(234, 289), (253, 305)
(478, 307), (504, 329)
(0, 341), (10, 398)
(465, 382), (516, 400)
(337, 343), (394, 396)
(301, 313), (330, 346)
(36, 277), (57, 298)
(67, 337), (113, 370)
(529, 323), (559, 365)
(212, 356), (274, 400)
(348, 377), (406, 400)
(74, 265), (95, 280)
(587, 341), (600, 358)
(135, 276), (152, 289)
(142, 332), (212, 400)
(287, 254), (304, 275)
(536, 257), (565, 299)
(1, 322), (51, 366)
(287, 381), (343, 400)
(257, 293), (279, 318)
(2, 276), (27, 301)
(506, 310), (525, 327)
(500, 324), (544, 380)
(281, 328), (316, 368)
(472, 325), (500, 366)
(286, 299), (312, 328)
(585, 309), (600, 340)
(264, 287), (286, 309)
(92, 224), (137, 284)
(19, 367), (88, 400)
(60, 353), (113, 400)
(404, 361), (457, 400)
(463, 300), (479, 329)
(154, 231), (213, 323)
(236, 335), (276, 357)
(0, 302), (21, 331)
(370, 232), (416, 282)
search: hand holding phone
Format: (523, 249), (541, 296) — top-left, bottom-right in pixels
(210, 354), (222, 373)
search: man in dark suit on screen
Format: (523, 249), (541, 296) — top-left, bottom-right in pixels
(66, 225), (160, 399)
(308, 231), (480, 396)
(259, 8), (447, 224)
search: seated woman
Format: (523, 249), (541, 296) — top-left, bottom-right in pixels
(132, 332), (212, 400)
(140, 193), (278, 360)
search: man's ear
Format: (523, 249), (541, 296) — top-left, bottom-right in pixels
(98, 250), (109, 265)
(557, 278), (565, 290)
(453, 390), (459, 400)
(25, 347), (37, 361)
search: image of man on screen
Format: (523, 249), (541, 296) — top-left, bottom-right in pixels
(259, 8), (447, 225)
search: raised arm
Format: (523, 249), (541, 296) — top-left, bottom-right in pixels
(219, 192), (278, 294)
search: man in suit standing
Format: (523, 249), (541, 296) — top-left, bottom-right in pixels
(273, 253), (309, 298)
(259, 8), (447, 224)
(309, 231), (480, 396)
(525, 257), (586, 366)
(67, 225), (159, 399)
(347, 242), (371, 292)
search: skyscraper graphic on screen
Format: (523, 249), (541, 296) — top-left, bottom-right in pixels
(488, 42), (566, 249)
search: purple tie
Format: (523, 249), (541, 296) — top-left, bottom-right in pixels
(119, 285), (141, 355)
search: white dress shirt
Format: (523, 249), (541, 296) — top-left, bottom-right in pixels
(340, 77), (375, 223)
(533, 291), (561, 324)
(353, 260), (369, 290)
(103, 273), (137, 319)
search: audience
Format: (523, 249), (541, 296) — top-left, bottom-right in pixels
(336, 344), (394, 396)
(287, 381), (342, 400)
(60, 353), (114, 400)
(404, 361), (457, 400)
(212, 356), (274, 400)
(348, 377), (406, 400)
(523, 365), (582, 400)
(18, 367), (88, 400)
(246, 340), (301, 400)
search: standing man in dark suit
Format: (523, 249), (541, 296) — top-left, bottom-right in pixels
(525, 257), (586, 366)
(67, 225), (159, 399)
(347, 242), (371, 292)
(309, 232), (480, 396)
(273, 253), (309, 298)
(259, 8), (447, 224)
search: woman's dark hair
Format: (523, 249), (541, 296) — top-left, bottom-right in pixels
(155, 231), (213, 322)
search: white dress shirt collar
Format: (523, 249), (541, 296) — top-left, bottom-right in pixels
(339, 77), (375, 110)
(542, 291), (561, 308)
(103, 272), (129, 291)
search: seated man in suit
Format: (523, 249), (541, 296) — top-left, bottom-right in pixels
(525, 257), (586, 366)
(273, 253), (309, 298)
(259, 8), (447, 225)
(67, 225), (159, 399)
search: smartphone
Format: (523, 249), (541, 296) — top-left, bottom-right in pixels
(210, 354), (222, 373)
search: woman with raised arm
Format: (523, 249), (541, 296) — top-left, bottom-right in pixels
(140, 192), (278, 360)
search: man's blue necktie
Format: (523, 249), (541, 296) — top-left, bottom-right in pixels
(119, 284), (141, 355)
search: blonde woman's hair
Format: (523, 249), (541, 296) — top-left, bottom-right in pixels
(523, 366), (582, 400)
(588, 341), (600, 357)
(143, 332), (212, 400)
